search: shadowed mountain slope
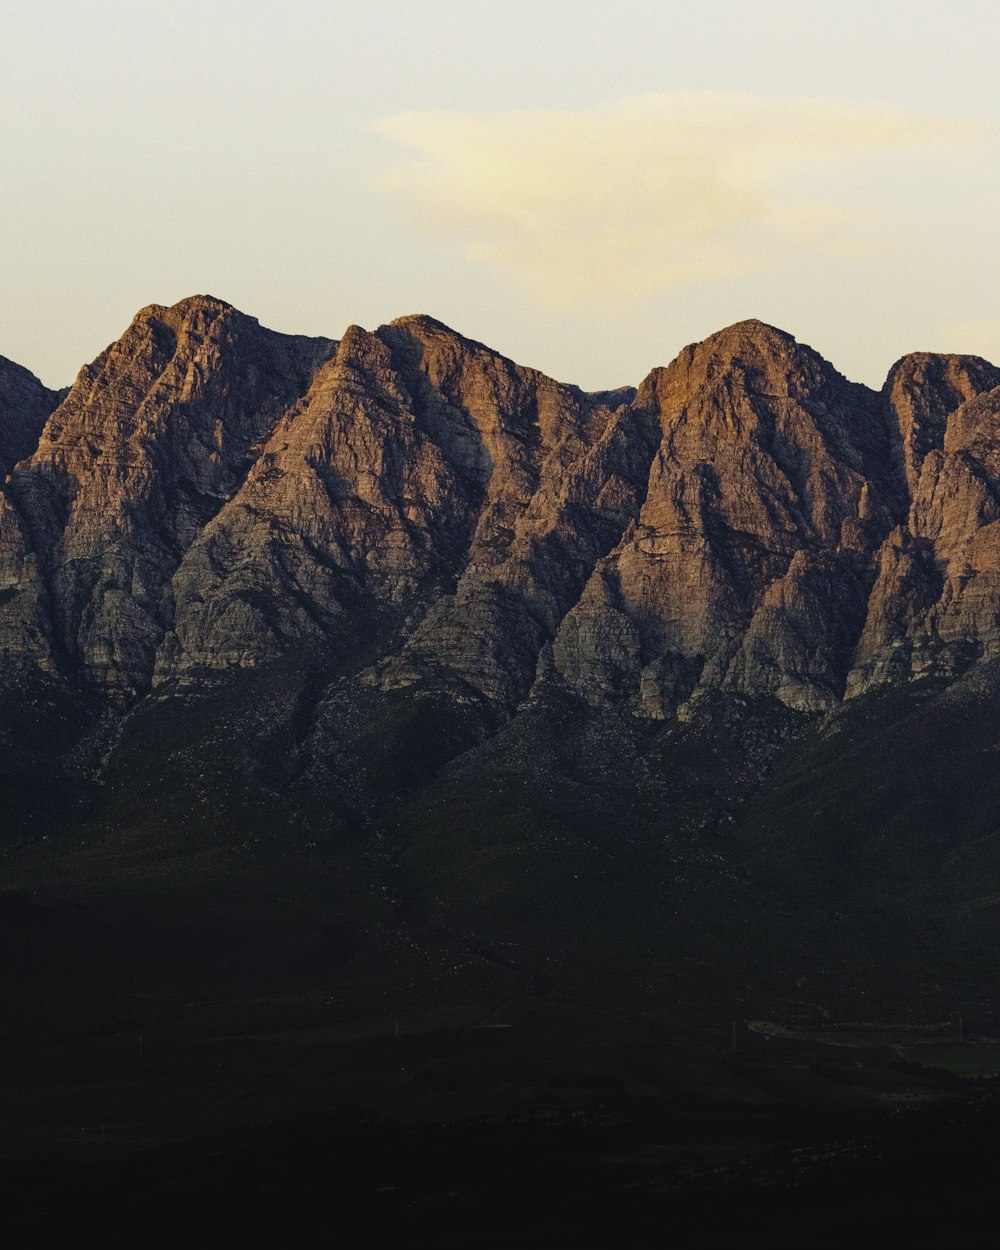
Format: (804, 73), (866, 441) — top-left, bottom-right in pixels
(0, 355), (59, 477)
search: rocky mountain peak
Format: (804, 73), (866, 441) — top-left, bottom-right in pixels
(387, 312), (462, 335)
(553, 321), (895, 714)
(681, 316), (799, 361)
(132, 291), (236, 324)
(0, 298), (336, 687)
(882, 351), (1000, 493)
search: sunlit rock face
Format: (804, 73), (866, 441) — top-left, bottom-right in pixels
(159, 314), (650, 698)
(2, 297), (1000, 714)
(0, 297), (333, 688)
(554, 320), (899, 713)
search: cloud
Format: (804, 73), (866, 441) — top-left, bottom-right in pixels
(369, 94), (977, 304)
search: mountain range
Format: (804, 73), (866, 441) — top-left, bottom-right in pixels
(5, 295), (1000, 710)
(5, 298), (1000, 1201)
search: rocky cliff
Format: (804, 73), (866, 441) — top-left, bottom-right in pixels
(2, 297), (999, 717)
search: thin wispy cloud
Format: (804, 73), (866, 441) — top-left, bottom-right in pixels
(370, 94), (979, 304)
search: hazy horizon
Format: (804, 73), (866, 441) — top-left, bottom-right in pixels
(4, 0), (1000, 391)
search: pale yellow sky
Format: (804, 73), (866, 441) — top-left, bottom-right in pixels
(3, 1), (1000, 390)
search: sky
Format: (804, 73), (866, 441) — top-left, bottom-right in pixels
(2, 0), (1000, 391)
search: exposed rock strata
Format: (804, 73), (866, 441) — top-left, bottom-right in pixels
(2, 300), (1000, 715)
(554, 322), (899, 712)
(0, 297), (333, 687)
(847, 358), (1000, 694)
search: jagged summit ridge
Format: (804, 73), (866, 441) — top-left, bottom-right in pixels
(2, 296), (1000, 713)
